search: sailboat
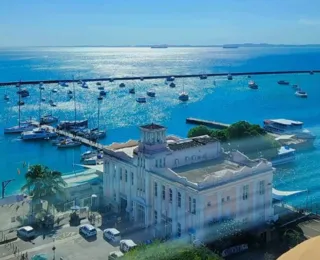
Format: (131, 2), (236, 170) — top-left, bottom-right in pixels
(39, 85), (59, 124)
(48, 91), (57, 107)
(4, 90), (9, 101)
(179, 79), (189, 101)
(89, 97), (106, 139)
(4, 85), (38, 134)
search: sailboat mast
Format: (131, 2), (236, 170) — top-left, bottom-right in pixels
(39, 86), (42, 123)
(73, 76), (76, 123)
(18, 84), (21, 128)
(97, 99), (100, 131)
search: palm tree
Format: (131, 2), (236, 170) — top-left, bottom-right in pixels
(21, 164), (67, 213)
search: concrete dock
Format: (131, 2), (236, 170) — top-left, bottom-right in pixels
(186, 117), (230, 129)
(0, 70), (318, 87)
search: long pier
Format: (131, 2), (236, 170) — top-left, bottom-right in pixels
(0, 70), (318, 87)
(186, 117), (230, 129)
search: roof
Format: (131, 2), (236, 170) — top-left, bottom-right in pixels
(140, 123), (165, 130)
(104, 228), (120, 235)
(20, 226), (33, 231)
(82, 224), (96, 230)
(168, 136), (217, 151)
(120, 239), (137, 246)
(270, 119), (303, 126)
(278, 146), (296, 155)
(277, 235), (320, 260)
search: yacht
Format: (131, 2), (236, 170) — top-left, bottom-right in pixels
(81, 83), (89, 89)
(166, 76), (175, 82)
(40, 115), (59, 125)
(248, 80), (258, 89)
(169, 82), (176, 88)
(4, 94), (9, 101)
(21, 127), (57, 140)
(179, 92), (189, 101)
(227, 74), (233, 80)
(136, 97), (146, 103)
(100, 90), (106, 96)
(96, 82), (102, 86)
(81, 150), (99, 160)
(271, 146), (296, 166)
(129, 88), (135, 94)
(51, 136), (66, 146)
(17, 88), (30, 97)
(49, 100), (57, 107)
(295, 90), (308, 98)
(263, 119), (315, 140)
(98, 86), (104, 90)
(89, 129), (106, 140)
(59, 82), (69, 87)
(199, 75), (207, 80)
(278, 80), (290, 85)
(57, 120), (88, 130)
(83, 155), (104, 165)
(146, 90), (156, 97)
(97, 96), (103, 101)
(4, 121), (37, 134)
(52, 89), (58, 93)
(119, 83), (125, 88)
(57, 139), (81, 148)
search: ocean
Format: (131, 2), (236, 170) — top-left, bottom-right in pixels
(0, 46), (320, 209)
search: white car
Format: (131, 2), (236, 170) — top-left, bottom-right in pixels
(79, 224), (97, 238)
(17, 226), (35, 239)
(103, 228), (121, 242)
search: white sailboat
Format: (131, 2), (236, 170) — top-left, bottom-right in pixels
(178, 79), (189, 101)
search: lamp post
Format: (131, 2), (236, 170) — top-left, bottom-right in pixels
(2, 179), (15, 199)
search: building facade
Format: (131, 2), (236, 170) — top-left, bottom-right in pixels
(103, 124), (275, 241)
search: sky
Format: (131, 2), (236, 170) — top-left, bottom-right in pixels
(1, 0), (320, 46)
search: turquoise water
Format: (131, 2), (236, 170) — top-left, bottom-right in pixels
(0, 47), (320, 208)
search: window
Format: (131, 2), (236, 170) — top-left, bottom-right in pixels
(185, 156), (189, 162)
(113, 192), (116, 202)
(188, 197), (191, 212)
(207, 201), (211, 207)
(162, 185), (166, 200)
(120, 168), (122, 180)
(259, 180), (265, 195)
(227, 196), (230, 201)
(159, 159), (162, 167)
(177, 192), (181, 207)
(175, 159), (179, 166)
(155, 160), (158, 167)
(177, 223), (181, 237)
(192, 198), (196, 214)
(221, 198), (225, 203)
(163, 158), (166, 167)
(154, 210), (158, 224)
(154, 182), (158, 197)
(143, 179), (146, 192)
(169, 189), (172, 203)
(131, 172), (134, 185)
(125, 171), (128, 182)
(242, 185), (249, 200)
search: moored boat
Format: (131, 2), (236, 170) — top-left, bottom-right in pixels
(179, 92), (189, 101)
(4, 121), (38, 134)
(17, 88), (30, 97)
(96, 82), (101, 86)
(57, 139), (82, 148)
(21, 127), (57, 140)
(146, 90), (156, 97)
(57, 120), (88, 130)
(199, 75), (207, 80)
(278, 80), (290, 85)
(59, 82), (69, 87)
(129, 88), (135, 94)
(4, 94), (9, 101)
(271, 146), (296, 166)
(227, 73), (233, 80)
(119, 83), (125, 88)
(248, 80), (258, 89)
(136, 97), (146, 103)
(100, 90), (106, 96)
(52, 89), (58, 93)
(295, 90), (308, 98)
(81, 83), (89, 89)
(98, 86), (104, 90)
(166, 76), (175, 82)
(40, 115), (59, 124)
(169, 82), (176, 88)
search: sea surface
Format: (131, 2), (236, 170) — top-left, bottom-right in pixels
(0, 46), (320, 209)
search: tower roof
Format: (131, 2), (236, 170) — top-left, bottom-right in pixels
(140, 123), (166, 130)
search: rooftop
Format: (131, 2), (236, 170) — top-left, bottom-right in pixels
(140, 123), (165, 130)
(173, 158), (242, 183)
(168, 135), (217, 151)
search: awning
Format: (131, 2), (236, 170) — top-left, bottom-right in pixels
(74, 164), (104, 172)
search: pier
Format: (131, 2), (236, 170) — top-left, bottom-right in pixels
(0, 70), (318, 87)
(186, 117), (230, 129)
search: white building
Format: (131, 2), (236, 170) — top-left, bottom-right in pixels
(103, 123), (275, 241)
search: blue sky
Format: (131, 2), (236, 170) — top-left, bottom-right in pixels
(1, 0), (320, 46)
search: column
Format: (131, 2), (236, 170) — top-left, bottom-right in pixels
(145, 172), (150, 227)
(198, 196), (205, 231)
(217, 192), (222, 220)
(171, 188), (177, 236)
(116, 165), (121, 206)
(180, 190), (186, 235)
(252, 181), (257, 223)
(108, 161), (113, 199)
(236, 186), (241, 220)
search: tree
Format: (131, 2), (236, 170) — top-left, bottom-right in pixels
(188, 125), (212, 138)
(21, 164), (67, 213)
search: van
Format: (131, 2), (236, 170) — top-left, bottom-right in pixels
(120, 239), (137, 253)
(103, 228), (121, 242)
(108, 251), (124, 260)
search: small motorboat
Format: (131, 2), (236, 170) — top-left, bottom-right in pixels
(100, 90), (106, 96)
(41, 97), (46, 102)
(129, 88), (135, 94)
(248, 80), (258, 89)
(51, 136), (66, 146)
(77, 80), (83, 85)
(169, 82), (176, 88)
(98, 86), (104, 90)
(97, 96), (103, 101)
(136, 97), (146, 103)
(17, 101), (25, 106)
(227, 73), (233, 80)
(146, 90), (156, 97)
(17, 88), (30, 97)
(49, 100), (57, 107)
(40, 114), (59, 124)
(4, 94), (9, 101)
(52, 89), (58, 93)
(278, 80), (290, 85)
(179, 92), (189, 101)
(292, 84), (299, 89)
(166, 76), (175, 82)
(199, 75), (207, 80)
(81, 150), (98, 160)
(57, 139), (81, 148)
(59, 82), (69, 87)
(295, 90), (308, 98)
(96, 82), (102, 86)
(81, 83), (89, 88)
(39, 83), (45, 90)
(119, 83), (125, 88)
(67, 90), (73, 95)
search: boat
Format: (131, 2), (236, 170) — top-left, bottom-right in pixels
(52, 89), (58, 93)
(57, 139), (82, 148)
(136, 97), (146, 103)
(166, 76), (175, 82)
(109, 78), (114, 82)
(151, 45), (168, 49)
(4, 121), (37, 134)
(96, 82), (101, 86)
(227, 73), (233, 80)
(67, 90), (73, 95)
(4, 94), (9, 101)
(169, 82), (176, 88)
(248, 80), (258, 89)
(310, 71), (314, 75)
(292, 84), (299, 89)
(100, 90), (106, 96)
(140, 77), (144, 81)
(89, 129), (106, 140)
(21, 127), (57, 140)
(59, 82), (68, 87)
(17, 88), (29, 97)
(223, 45), (239, 49)
(129, 88), (135, 94)
(49, 100), (57, 107)
(41, 98), (46, 102)
(263, 119), (316, 140)
(77, 80), (83, 85)
(271, 146), (296, 166)
(39, 83), (45, 90)
(81, 150), (99, 160)
(83, 155), (104, 165)
(97, 96), (103, 101)
(146, 90), (156, 97)
(40, 115), (59, 124)
(179, 92), (189, 101)
(51, 136), (67, 146)
(199, 75), (207, 80)
(57, 120), (88, 130)
(17, 101), (25, 106)
(295, 90), (308, 98)
(81, 83), (89, 88)
(119, 83), (125, 88)
(98, 86), (104, 90)
(278, 80), (290, 85)
(16, 83), (21, 88)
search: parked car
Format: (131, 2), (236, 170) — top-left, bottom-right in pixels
(79, 224), (97, 238)
(103, 228), (121, 242)
(120, 239), (137, 253)
(108, 251), (124, 260)
(17, 226), (35, 239)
